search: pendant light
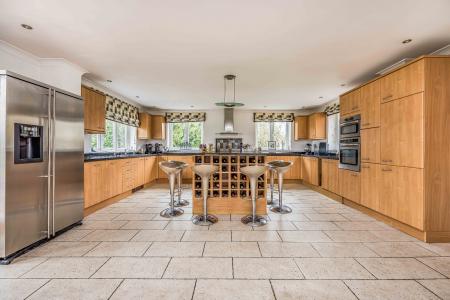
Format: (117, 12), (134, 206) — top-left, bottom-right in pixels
(215, 74), (245, 107)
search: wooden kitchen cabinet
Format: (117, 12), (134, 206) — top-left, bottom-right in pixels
(138, 113), (152, 139)
(321, 159), (339, 194)
(379, 165), (424, 230)
(82, 86), (106, 133)
(144, 156), (157, 183)
(380, 60), (424, 103)
(151, 115), (166, 140)
(103, 160), (122, 200)
(266, 156), (302, 180)
(84, 161), (105, 208)
(340, 88), (361, 116)
(136, 157), (145, 186)
(360, 80), (380, 128)
(307, 113), (326, 140)
(339, 169), (360, 203)
(380, 93), (424, 168)
(294, 116), (308, 140)
(361, 163), (380, 212)
(360, 128), (380, 163)
(301, 156), (319, 185)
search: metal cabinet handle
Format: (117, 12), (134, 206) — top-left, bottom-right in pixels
(382, 168), (392, 172)
(382, 95), (393, 100)
(350, 173), (358, 177)
(381, 159), (392, 163)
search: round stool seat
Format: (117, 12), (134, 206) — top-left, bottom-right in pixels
(240, 165), (268, 227)
(192, 164), (218, 177)
(240, 165), (267, 178)
(267, 160), (292, 174)
(192, 164), (219, 226)
(159, 161), (186, 218)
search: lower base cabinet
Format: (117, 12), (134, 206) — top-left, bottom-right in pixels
(361, 163), (380, 211)
(266, 156), (302, 180)
(321, 159), (339, 194)
(339, 169), (361, 203)
(301, 157), (319, 185)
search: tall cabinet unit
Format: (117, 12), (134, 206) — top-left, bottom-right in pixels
(339, 56), (450, 242)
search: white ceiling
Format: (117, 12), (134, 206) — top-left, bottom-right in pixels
(1, 0), (450, 109)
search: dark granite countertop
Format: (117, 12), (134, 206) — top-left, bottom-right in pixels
(84, 151), (338, 162)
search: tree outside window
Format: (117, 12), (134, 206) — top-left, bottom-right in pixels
(168, 122), (203, 149)
(255, 121), (291, 150)
(90, 120), (137, 152)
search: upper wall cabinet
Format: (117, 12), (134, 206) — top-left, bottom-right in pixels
(380, 60), (424, 103)
(340, 88), (360, 116)
(82, 86), (106, 133)
(294, 116), (308, 140)
(151, 115), (166, 140)
(360, 80), (380, 129)
(138, 113), (152, 140)
(308, 112), (326, 140)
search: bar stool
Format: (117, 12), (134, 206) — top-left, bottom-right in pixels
(269, 161), (293, 214)
(240, 165), (268, 227)
(192, 164), (219, 226)
(266, 160), (284, 205)
(174, 162), (190, 207)
(159, 160), (185, 218)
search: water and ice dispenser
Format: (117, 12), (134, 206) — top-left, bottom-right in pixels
(14, 123), (44, 164)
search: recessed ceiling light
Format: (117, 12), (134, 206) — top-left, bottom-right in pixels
(106, 79), (112, 83)
(264, 106), (267, 108)
(190, 105), (194, 108)
(402, 39), (412, 44)
(319, 96), (323, 99)
(135, 96), (140, 99)
(340, 83), (346, 87)
(21, 24), (33, 30)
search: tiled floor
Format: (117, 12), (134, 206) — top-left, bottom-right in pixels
(1, 183), (450, 299)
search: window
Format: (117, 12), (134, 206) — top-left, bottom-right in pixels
(255, 122), (291, 150)
(326, 113), (339, 151)
(167, 122), (203, 150)
(90, 120), (137, 152)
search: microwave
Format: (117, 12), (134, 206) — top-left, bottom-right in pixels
(340, 114), (360, 138)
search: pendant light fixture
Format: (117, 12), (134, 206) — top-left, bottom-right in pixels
(215, 74), (245, 107)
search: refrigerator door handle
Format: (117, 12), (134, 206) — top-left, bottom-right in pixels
(52, 89), (56, 236)
(47, 88), (52, 239)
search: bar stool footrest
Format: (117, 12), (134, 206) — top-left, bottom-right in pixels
(241, 215), (268, 227)
(192, 215), (218, 226)
(270, 205), (292, 214)
(174, 199), (190, 207)
(160, 208), (184, 218)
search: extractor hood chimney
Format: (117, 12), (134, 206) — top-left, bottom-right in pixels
(218, 107), (239, 135)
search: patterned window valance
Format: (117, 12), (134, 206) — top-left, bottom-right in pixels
(165, 112), (206, 123)
(324, 103), (340, 116)
(253, 112), (295, 122)
(105, 96), (140, 127)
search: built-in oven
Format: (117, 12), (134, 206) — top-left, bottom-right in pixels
(340, 114), (360, 138)
(339, 136), (360, 171)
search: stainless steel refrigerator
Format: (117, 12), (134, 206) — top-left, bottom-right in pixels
(0, 71), (84, 263)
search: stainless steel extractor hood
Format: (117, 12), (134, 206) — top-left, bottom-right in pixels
(217, 107), (240, 135)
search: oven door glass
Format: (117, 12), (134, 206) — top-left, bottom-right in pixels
(340, 148), (359, 165)
(340, 123), (359, 136)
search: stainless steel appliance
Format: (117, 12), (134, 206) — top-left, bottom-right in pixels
(0, 71), (84, 263)
(215, 138), (242, 153)
(339, 137), (360, 171)
(304, 143), (312, 154)
(340, 114), (360, 138)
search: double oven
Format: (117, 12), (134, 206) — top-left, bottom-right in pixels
(339, 114), (360, 171)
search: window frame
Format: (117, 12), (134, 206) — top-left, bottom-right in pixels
(255, 121), (292, 150)
(90, 120), (137, 152)
(167, 121), (204, 150)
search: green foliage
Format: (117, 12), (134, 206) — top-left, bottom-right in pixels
(188, 122), (202, 147)
(103, 120), (114, 149)
(170, 122), (203, 148)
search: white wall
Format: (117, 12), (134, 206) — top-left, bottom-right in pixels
(0, 40), (86, 95)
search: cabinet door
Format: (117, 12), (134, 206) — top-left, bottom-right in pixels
(82, 86), (106, 133)
(84, 162), (104, 208)
(136, 158), (145, 186)
(144, 157), (154, 183)
(308, 116), (316, 139)
(151, 115), (166, 140)
(339, 169), (360, 203)
(138, 113), (151, 139)
(340, 89), (361, 116)
(120, 159), (134, 192)
(321, 160), (329, 190)
(380, 71), (398, 103)
(301, 157), (311, 183)
(380, 93), (424, 168)
(381, 60), (424, 103)
(327, 160), (340, 195)
(361, 163), (380, 211)
(294, 116), (308, 140)
(360, 80), (380, 128)
(379, 165), (423, 230)
(360, 128), (380, 163)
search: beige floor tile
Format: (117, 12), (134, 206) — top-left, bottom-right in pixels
(110, 279), (195, 300)
(271, 280), (357, 300)
(418, 279), (450, 299)
(144, 207), (172, 213)
(369, 230), (419, 242)
(334, 221), (391, 231)
(81, 229), (138, 242)
(312, 242), (378, 257)
(22, 257), (108, 279)
(120, 220), (169, 230)
(345, 280), (439, 300)
(234, 258), (303, 279)
(278, 231), (331, 242)
(304, 213), (347, 221)
(295, 258), (374, 279)
(194, 279), (275, 300)
(364, 242), (437, 257)
(293, 221), (341, 230)
(340, 213), (375, 221)
(85, 213), (120, 221)
(232, 231), (281, 242)
(85, 241), (151, 256)
(163, 257), (233, 279)
(145, 242), (204, 257)
(165, 220), (209, 231)
(259, 242), (320, 257)
(107, 207), (147, 214)
(92, 257), (170, 278)
(132, 230), (184, 241)
(203, 242), (260, 257)
(53, 229), (94, 242)
(357, 258), (445, 279)
(182, 231), (231, 242)
(418, 243), (450, 256)
(208, 221), (252, 231)
(25, 241), (99, 257)
(0, 257), (47, 278)
(29, 279), (121, 300)
(253, 221), (297, 231)
(153, 214), (195, 221)
(0, 279), (48, 300)
(324, 230), (382, 242)
(113, 213), (157, 220)
(79, 220), (129, 230)
(268, 213), (310, 221)
(417, 257), (450, 277)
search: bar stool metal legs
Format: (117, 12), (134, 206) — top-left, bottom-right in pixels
(240, 165), (268, 227)
(270, 170), (292, 214)
(160, 170), (184, 218)
(192, 165), (218, 226)
(174, 169), (189, 207)
(267, 169), (275, 205)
